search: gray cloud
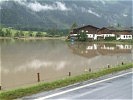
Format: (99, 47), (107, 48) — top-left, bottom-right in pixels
(0, 0), (71, 12)
(26, 1), (71, 12)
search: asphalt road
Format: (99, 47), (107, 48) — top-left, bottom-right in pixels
(23, 70), (133, 100)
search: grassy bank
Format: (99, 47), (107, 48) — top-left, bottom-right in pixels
(0, 63), (133, 100)
(0, 36), (67, 40)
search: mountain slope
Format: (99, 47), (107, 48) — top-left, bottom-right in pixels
(0, 0), (132, 29)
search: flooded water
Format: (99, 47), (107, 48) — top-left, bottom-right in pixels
(0, 39), (133, 90)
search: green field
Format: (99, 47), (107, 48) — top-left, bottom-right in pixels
(1, 27), (47, 37)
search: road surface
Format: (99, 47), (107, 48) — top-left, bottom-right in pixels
(23, 70), (133, 100)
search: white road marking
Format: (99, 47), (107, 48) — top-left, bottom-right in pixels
(71, 84), (109, 99)
(35, 71), (133, 100)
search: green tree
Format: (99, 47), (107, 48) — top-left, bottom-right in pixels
(36, 31), (43, 37)
(19, 31), (24, 37)
(70, 22), (78, 38)
(70, 22), (78, 30)
(78, 32), (88, 41)
(14, 31), (20, 37)
(0, 28), (5, 37)
(5, 29), (12, 37)
(28, 31), (33, 37)
(48, 27), (58, 36)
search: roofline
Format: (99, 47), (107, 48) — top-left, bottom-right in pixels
(73, 25), (99, 30)
(98, 27), (132, 31)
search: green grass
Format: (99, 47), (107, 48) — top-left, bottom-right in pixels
(0, 63), (133, 100)
(2, 28), (47, 37)
(119, 39), (133, 43)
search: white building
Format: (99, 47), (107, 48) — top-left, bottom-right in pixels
(97, 27), (133, 40)
(116, 34), (132, 40)
(69, 25), (133, 41)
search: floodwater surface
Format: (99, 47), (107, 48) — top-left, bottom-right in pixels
(0, 39), (133, 90)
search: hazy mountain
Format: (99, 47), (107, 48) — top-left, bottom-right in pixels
(0, 0), (132, 29)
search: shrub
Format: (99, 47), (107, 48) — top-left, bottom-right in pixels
(105, 36), (116, 41)
(78, 32), (88, 41)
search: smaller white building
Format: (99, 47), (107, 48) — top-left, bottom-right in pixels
(117, 34), (132, 40)
(97, 27), (133, 40)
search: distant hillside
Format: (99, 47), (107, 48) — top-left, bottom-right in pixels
(0, 0), (132, 29)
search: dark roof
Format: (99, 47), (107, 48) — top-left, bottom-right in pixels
(73, 25), (99, 30)
(106, 27), (132, 31)
(97, 27), (110, 31)
(99, 27), (133, 31)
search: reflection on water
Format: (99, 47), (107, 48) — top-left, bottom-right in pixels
(68, 42), (132, 58)
(0, 39), (133, 90)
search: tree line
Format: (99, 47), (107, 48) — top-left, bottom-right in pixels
(0, 27), (69, 38)
(0, 28), (45, 37)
